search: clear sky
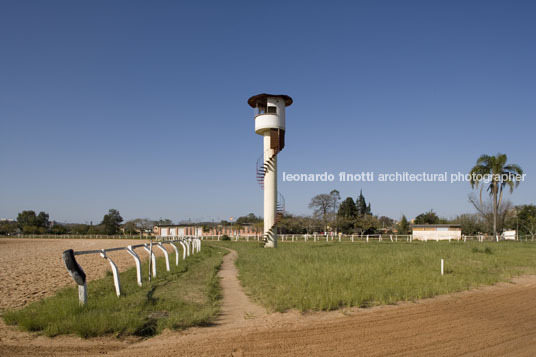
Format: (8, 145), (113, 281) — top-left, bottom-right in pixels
(1, 0), (535, 223)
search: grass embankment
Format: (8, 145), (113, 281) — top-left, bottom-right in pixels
(3, 245), (226, 338)
(219, 241), (536, 312)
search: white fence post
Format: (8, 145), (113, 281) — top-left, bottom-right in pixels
(126, 245), (142, 287)
(79, 283), (87, 305)
(143, 244), (157, 278)
(179, 241), (187, 260)
(100, 250), (121, 297)
(184, 239), (190, 257)
(156, 243), (170, 272)
(168, 242), (179, 266)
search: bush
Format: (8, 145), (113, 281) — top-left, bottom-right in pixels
(221, 235), (231, 241)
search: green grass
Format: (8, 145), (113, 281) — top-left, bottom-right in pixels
(216, 241), (536, 312)
(3, 245), (226, 338)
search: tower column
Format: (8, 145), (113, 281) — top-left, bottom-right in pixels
(263, 133), (277, 248)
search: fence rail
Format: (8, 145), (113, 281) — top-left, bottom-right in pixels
(3, 234), (153, 239)
(195, 233), (536, 243)
(5, 233), (535, 242)
(62, 236), (201, 305)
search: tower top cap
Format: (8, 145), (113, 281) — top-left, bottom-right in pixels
(247, 93), (293, 108)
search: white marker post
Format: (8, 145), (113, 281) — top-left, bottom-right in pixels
(441, 259), (444, 276)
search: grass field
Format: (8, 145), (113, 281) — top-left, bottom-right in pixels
(218, 241), (536, 312)
(3, 245), (226, 338)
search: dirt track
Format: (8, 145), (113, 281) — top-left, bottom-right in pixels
(0, 238), (153, 311)
(1, 239), (536, 356)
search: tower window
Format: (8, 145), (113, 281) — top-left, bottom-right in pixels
(256, 103), (267, 115)
(267, 106), (277, 114)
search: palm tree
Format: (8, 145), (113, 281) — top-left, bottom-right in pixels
(469, 153), (523, 241)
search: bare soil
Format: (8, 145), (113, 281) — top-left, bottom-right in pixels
(0, 238), (154, 311)
(1, 239), (535, 356)
(215, 248), (267, 325)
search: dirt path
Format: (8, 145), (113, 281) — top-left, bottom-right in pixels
(1, 240), (536, 356)
(215, 248), (266, 325)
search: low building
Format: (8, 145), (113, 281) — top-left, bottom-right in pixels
(153, 224), (261, 238)
(412, 224), (461, 241)
(153, 225), (204, 237)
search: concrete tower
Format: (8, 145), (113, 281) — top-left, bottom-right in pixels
(248, 93), (293, 248)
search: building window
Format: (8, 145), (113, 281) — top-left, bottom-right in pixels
(267, 106), (277, 114)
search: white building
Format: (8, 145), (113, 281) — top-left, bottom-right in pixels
(412, 224), (462, 241)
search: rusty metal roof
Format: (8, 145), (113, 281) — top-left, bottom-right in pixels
(247, 93), (293, 108)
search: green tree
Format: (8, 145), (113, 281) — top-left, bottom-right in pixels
(452, 213), (486, 235)
(517, 205), (536, 240)
(309, 193), (336, 230)
(337, 197), (357, 219)
(87, 224), (105, 235)
(279, 214), (306, 234)
(330, 189), (341, 214)
(123, 220), (138, 235)
(378, 216), (395, 231)
(414, 210), (440, 224)
(36, 212), (50, 228)
(50, 223), (67, 235)
(355, 214), (380, 234)
(397, 215), (410, 235)
(131, 218), (154, 237)
(16, 210), (50, 233)
(69, 224), (90, 235)
(101, 209), (123, 235)
(0, 220), (18, 235)
(156, 218), (173, 225)
(356, 190), (372, 217)
(236, 213), (262, 225)
(23, 225), (44, 234)
(470, 153), (523, 241)
(17, 210), (38, 230)
(337, 197), (358, 233)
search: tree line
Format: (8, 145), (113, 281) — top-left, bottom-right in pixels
(2, 153), (532, 240)
(1, 209), (128, 236)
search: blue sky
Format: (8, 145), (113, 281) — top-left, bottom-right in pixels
(1, 0), (535, 223)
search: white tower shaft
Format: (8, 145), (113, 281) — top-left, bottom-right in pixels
(263, 133), (277, 248)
